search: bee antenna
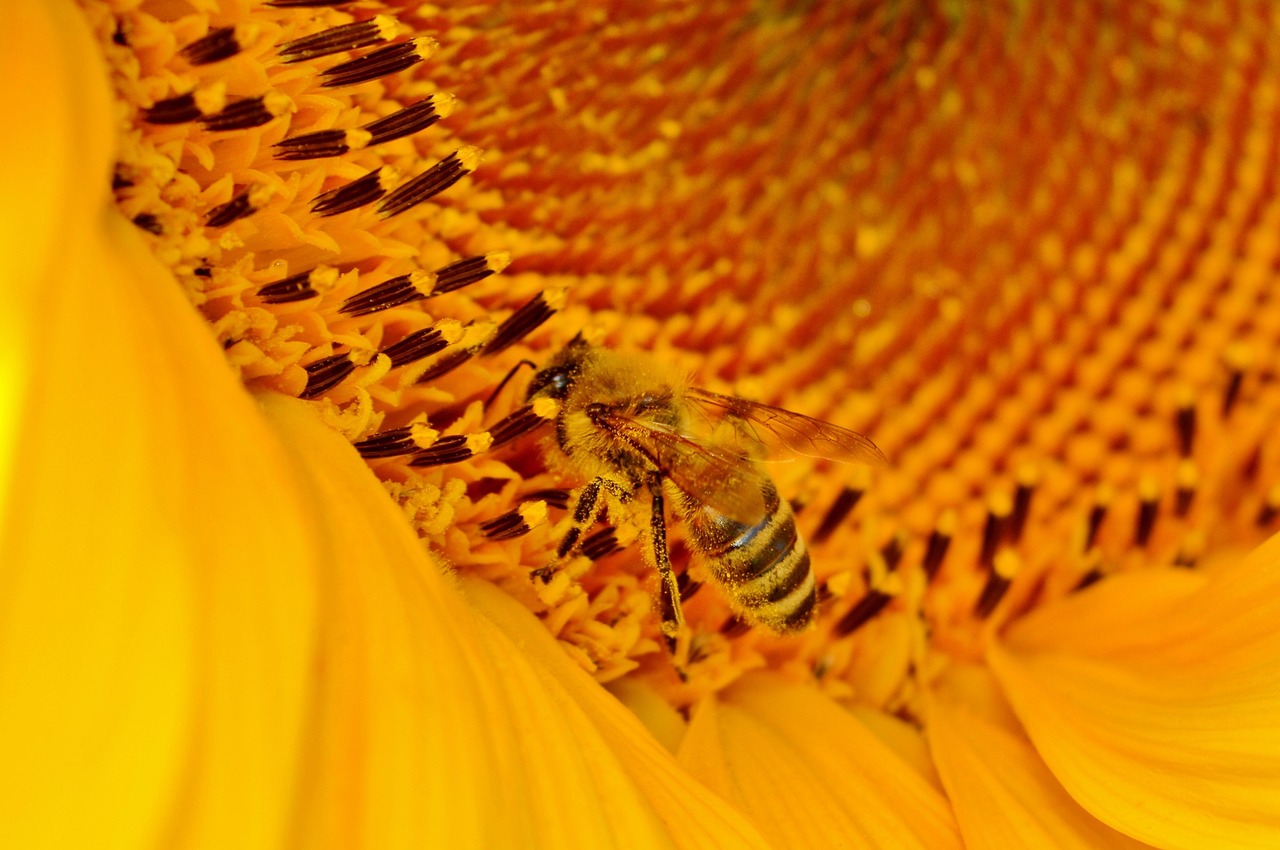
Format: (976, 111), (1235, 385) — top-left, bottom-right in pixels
(484, 359), (538, 412)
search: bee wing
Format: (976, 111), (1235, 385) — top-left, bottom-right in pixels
(686, 387), (888, 466)
(595, 410), (770, 525)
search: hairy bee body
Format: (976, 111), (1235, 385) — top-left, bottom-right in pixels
(678, 480), (816, 631)
(525, 339), (867, 635)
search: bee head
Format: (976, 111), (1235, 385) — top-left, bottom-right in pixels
(526, 334), (591, 401)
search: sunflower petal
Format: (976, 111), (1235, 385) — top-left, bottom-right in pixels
(677, 672), (962, 850)
(927, 666), (1156, 850)
(989, 535), (1280, 849)
(462, 577), (775, 850)
(0, 6), (321, 847)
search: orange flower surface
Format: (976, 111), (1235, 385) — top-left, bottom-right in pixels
(3, 1), (1280, 848)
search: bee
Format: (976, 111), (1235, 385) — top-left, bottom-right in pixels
(525, 336), (886, 641)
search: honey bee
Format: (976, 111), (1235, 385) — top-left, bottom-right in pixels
(525, 336), (886, 640)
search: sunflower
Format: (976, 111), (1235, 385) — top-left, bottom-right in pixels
(4, 1), (1279, 848)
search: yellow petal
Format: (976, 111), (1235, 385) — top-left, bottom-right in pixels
(0, 5), (319, 847)
(927, 665), (1156, 850)
(989, 535), (1280, 849)
(462, 576), (775, 850)
(678, 672), (962, 850)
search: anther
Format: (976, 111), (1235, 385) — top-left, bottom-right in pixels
(880, 533), (904, 571)
(142, 89), (224, 124)
(376, 147), (481, 218)
(258, 266), (339, 304)
(320, 38), (436, 88)
(1221, 343), (1252, 418)
(581, 527), (621, 560)
(1084, 483), (1111, 551)
(379, 327), (453, 369)
(1257, 484), (1280, 527)
(1135, 476), (1160, 547)
(415, 349), (474, 383)
(812, 485), (864, 543)
(677, 571), (702, 602)
(278, 16), (405, 64)
(1174, 460), (1197, 517)
(1009, 463), (1038, 543)
(300, 353), (356, 399)
(720, 616), (752, 638)
(921, 509), (955, 581)
(201, 92), (292, 132)
(365, 93), (457, 146)
(312, 167), (398, 217)
(339, 270), (435, 316)
(979, 492), (1013, 570)
(833, 587), (892, 637)
(353, 423), (438, 459)
(481, 500), (548, 541)
(274, 128), (372, 161)
(483, 289), (565, 355)
(974, 550), (1019, 619)
(131, 213), (162, 235)
(1174, 385), (1196, 457)
(206, 185), (271, 227)
(181, 25), (255, 66)
(436, 251), (511, 294)
(487, 404), (552, 448)
(410, 433), (494, 468)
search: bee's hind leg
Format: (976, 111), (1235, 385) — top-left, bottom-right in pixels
(646, 472), (685, 653)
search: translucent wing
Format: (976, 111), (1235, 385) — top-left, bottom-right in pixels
(686, 387), (888, 466)
(594, 409), (770, 526)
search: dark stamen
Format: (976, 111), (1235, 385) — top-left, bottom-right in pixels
(206, 190), (258, 227)
(1174, 461), (1197, 517)
(677, 571), (702, 602)
(380, 327), (451, 369)
(340, 271), (432, 317)
(484, 292), (559, 355)
(320, 39), (433, 88)
(312, 168), (390, 216)
(259, 269), (319, 304)
(435, 252), (510, 293)
(201, 95), (282, 132)
(300, 353), (355, 399)
(131, 213), (162, 235)
(409, 435), (476, 467)
(366, 94), (453, 145)
(581, 527), (621, 560)
(974, 551), (1018, 618)
(922, 510), (954, 581)
(979, 493), (1012, 570)
(812, 486), (863, 543)
(266, 0), (351, 6)
(488, 405), (548, 448)
(720, 616), (752, 638)
(274, 129), (357, 161)
(376, 148), (478, 218)
(279, 18), (396, 64)
(1174, 389), (1196, 457)
(354, 427), (417, 459)
(1084, 485), (1111, 551)
(181, 26), (244, 65)
(1135, 478), (1160, 548)
(1009, 465), (1037, 543)
(141, 92), (201, 124)
(880, 534), (903, 571)
(415, 348), (473, 383)
(833, 590), (892, 636)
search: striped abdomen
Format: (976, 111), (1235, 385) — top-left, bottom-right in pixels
(681, 480), (817, 633)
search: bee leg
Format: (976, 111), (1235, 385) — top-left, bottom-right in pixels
(646, 472), (685, 652)
(545, 476), (632, 563)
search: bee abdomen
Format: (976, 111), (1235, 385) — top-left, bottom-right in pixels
(710, 503), (817, 633)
